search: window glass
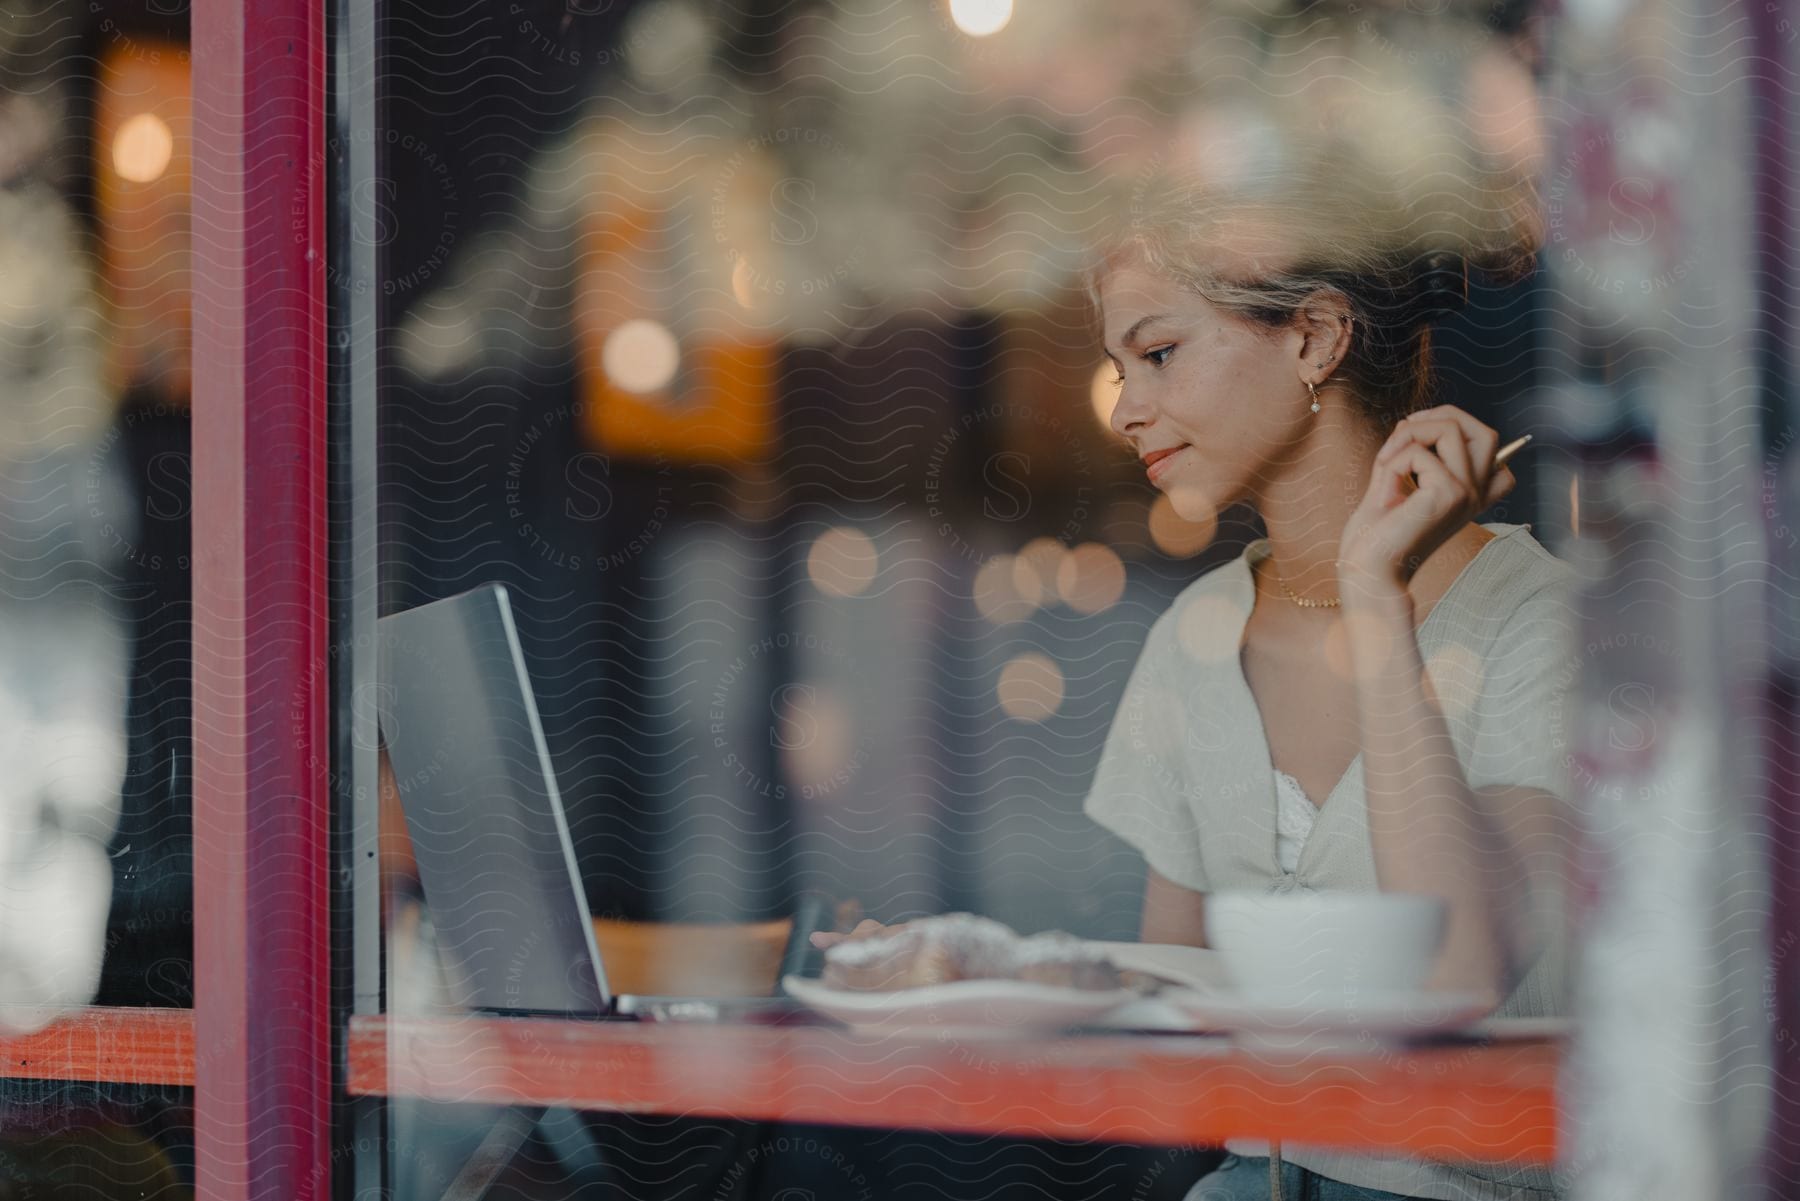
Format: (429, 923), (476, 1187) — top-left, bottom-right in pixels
(0, 4), (194, 1196)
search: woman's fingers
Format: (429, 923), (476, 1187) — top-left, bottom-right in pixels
(1359, 447), (1453, 572)
(1423, 419), (1476, 498)
(1393, 405), (1499, 469)
(1345, 413), (1512, 586)
(1396, 442), (1465, 503)
(1413, 405), (1499, 464)
(1374, 420), (1448, 484)
(1377, 417), (1484, 506)
(1375, 408), (1504, 464)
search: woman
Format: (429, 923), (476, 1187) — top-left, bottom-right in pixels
(1079, 159), (1575, 1200)
(823, 161), (1575, 1201)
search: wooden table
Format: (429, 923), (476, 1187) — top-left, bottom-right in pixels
(346, 1014), (1559, 1165)
(0, 1006), (194, 1088)
(0, 1007), (1561, 1166)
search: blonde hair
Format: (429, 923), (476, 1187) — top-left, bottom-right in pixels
(1083, 117), (1542, 430)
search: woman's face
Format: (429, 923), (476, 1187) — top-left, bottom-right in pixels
(1099, 264), (1314, 522)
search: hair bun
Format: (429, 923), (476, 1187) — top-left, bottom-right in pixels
(1409, 251), (1470, 323)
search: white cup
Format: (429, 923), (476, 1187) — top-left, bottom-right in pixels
(1203, 890), (1447, 1005)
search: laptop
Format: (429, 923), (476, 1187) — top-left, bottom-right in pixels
(377, 582), (814, 1021)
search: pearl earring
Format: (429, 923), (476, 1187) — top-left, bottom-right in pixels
(1307, 381), (1321, 413)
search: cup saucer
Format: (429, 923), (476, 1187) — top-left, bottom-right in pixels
(1162, 986), (1493, 1051)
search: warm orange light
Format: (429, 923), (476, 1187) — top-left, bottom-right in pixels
(576, 206), (778, 464)
(112, 112), (173, 183)
(1148, 494), (1216, 557)
(601, 318), (680, 394)
(974, 555), (1034, 625)
(1009, 556), (1045, 608)
(997, 653), (1063, 722)
(1089, 362), (1120, 429)
(1014, 537), (1066, 606)
(1055, 543), (1125, 614)
(730, 256), (759, 310)
(94, 45), (192, 400)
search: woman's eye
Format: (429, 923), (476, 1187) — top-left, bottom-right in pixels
(1106, 345), (1171, 382)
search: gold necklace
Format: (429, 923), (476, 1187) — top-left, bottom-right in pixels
(1267, 563), (1341, 608)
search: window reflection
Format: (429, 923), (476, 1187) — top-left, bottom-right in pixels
(0, 4), (194, 1197)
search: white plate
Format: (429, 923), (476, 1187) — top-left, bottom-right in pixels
(1162, 987), (1494, 1051)
(781, 975), (1137, 1035)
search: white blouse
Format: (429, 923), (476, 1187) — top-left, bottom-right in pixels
(1272, 769), (1318, 875)
(1083, 522), (1577, 1201)
(1084, 522), (1576, 904)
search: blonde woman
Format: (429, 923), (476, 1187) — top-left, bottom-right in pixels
(1075, 154), (1574, 1201)
(817, 148), (1573, 1198)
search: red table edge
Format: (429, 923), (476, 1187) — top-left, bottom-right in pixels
(0, 1006), (195, 1088)
(344, 1013), (1560, 1166)
(0, 1007), (1560, 1165)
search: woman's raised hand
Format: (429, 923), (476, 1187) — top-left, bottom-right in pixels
(1338, 405), (1516, 601)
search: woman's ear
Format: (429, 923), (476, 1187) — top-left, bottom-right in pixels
(1295, 292), (1354, 383)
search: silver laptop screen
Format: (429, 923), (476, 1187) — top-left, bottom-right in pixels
(378, 583), (609, 1014)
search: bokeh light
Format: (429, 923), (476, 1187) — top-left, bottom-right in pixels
(775, 683), (857, 799)
(624, 0), (716, 94)
(1089, 362), (1120, 429)
(1055, 543), (1125, 614)
(997, 652), (1063, 722)
(112, 112), (172, 184)
(1148, 493), (1217, 557)
(807, 527), (879, 597)
(949, 0), (1013, 38)
(974, 554), (1035, 625)
(601, 318), (681, 394)
(730, 257), (760, 310)
(1013, 537), (1067, 606)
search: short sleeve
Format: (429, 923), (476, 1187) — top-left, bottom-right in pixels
(1082, 606), (1211, 893)
(1466, 574), (1580, 801)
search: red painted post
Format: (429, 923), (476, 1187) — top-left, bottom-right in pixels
(189, 0), (330, 1194)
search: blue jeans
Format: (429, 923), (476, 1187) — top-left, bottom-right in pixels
(1185, 1153), (1419, 1201)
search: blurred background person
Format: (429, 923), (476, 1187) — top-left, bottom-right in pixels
(0, 61), (128, 1033)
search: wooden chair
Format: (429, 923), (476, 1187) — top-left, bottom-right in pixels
(588, 916), (793, 998)
(388, 906), (798, 1006)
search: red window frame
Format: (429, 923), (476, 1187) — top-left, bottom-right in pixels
(1, 5), (340, 1194)
(188, 0), (331, 1194)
